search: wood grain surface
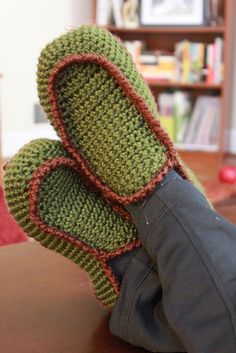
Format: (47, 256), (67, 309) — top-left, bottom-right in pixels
(0, 241), (146, 353)
(1, 205), (235, 353)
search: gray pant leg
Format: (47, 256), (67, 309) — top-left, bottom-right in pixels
(123, 178), (236, 353)
(110, 246), (186, 352)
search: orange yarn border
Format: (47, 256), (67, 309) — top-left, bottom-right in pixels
(48, 53), (189, 205)
(28, 156), (141, 299)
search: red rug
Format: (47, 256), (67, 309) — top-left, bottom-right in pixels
(0, 187), (28, 246)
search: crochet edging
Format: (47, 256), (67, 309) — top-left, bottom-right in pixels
(28, 156), (141, 301)
(48, 53), (190, 205)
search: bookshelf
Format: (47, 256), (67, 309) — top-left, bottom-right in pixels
(92, 0), (235, 177)
(106, 25), (226, 34)
(140, 81), (222, 90)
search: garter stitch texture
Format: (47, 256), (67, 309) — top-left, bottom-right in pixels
(4, 139), (139, 309)
(37, 25), (190, 205)
(4, 25), (209, 311)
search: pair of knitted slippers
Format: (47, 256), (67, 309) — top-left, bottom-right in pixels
(4, 25), (202, 309)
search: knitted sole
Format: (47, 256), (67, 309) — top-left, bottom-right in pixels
(4, 139), (139, 309)
(37, 25), (189, 205)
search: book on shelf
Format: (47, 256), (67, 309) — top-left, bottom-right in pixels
(141, 53), (177, 81)
(124, 38), (224, 85)
(213, 37), (224, 84)
(96, 0), (139, 28)
(157, 92), (221, 151)
(206, 39), (224, 84)
(158, 91), (191, 143)
(125, 41), (177, 82)
(175, 40), (203, 83)
(96, 0), (112, 26)
(205, 0), (224, 26)
(158, 93), (175, 140)
(174, 92), (192, 143)
(111, 0), (123, 27)
(124, 40), (142, 65)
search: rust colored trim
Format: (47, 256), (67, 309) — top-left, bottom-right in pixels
(48, 53), (189, 205)
(28, 156), (141, 296)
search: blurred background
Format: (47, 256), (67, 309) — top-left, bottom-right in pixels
(0, 0), (92, 159)
(1, 0), (236, 246)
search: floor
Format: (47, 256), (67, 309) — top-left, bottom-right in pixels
(200, 153), (236, 225)
(217, 204), (236, 225)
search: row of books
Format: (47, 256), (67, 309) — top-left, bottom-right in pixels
(158, 92), (221, 151)
(125, 38), (224, 84)
(176, 38), (223, 84)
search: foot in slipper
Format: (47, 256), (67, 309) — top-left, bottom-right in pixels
(4, 139), (139, 309)
(37, 25), (195, 206)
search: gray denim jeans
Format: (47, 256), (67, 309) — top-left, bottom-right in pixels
(110, 174), (236, 352)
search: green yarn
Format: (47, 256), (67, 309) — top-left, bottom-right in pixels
(38, 165), (136, 251)
(37, 25), (166, 196)
(4, 25), (210, 311)
(4, 139), (137, 309)
(55, 62), (166, 196)
(37, 25), (158, 119)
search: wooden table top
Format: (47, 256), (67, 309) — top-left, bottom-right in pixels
(0, 241), (146, 353)
(1, 205), (236, 353)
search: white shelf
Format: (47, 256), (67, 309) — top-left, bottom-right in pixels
(175, 143), (219, 152)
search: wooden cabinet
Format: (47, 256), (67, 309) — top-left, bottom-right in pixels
(92, 0), (235, 177)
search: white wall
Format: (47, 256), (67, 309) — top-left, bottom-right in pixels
(0, 0), (92, 158)
(1, 0), (236, 156)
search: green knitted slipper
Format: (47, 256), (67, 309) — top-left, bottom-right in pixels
(37, 25), (189, 206)
(4, 139), (139, 309)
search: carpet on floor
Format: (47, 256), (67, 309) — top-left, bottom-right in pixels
(0, 187), (28, 246)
